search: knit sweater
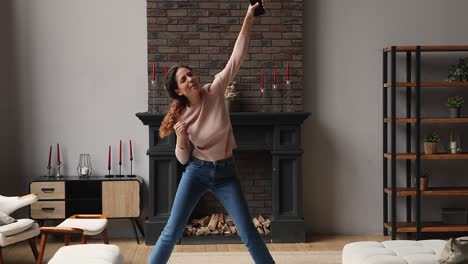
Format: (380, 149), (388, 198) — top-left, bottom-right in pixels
(175, 33), (250, 164)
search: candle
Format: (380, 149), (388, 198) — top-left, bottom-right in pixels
(260, 70), (264, 89)
(273, 69), (277, 85)
(48, 145), (52, 168)
(108, 145), (111, 170)
(164, 65), (168, 78)
(56, 143), (61, 164)
(152, 62), (156, 81)
(119, 140), (122, 164)
(286, 63), (290, 81)
(130, 140), (133, 160)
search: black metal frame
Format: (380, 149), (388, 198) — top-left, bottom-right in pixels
(383, 46), (423, 240)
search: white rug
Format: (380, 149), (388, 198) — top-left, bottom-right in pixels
(169, 251), (342, 264)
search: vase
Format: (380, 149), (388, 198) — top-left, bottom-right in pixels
(449, 108), (461, 118)
(420, 177), (429, 191)
(77, 154), (93, 176)
(424, 142), (437, 154)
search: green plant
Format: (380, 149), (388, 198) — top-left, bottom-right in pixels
(424, 132), (440, 143)
(448, 58), (468, 81)
(447, 95), (464, 108)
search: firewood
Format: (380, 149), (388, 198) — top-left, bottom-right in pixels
(253, 217), (261, 228)
(225, 215), (234, 225)
(262, 219), (270, 228)
(264, 226), (271, 235)
(256, 226), (264, 235)
(258, 214), (265, 223)
(200, 216), (210, 226)
(196, 229), (204, 236)
(229, 225), (237, 234)
(207, 213), (220, 230)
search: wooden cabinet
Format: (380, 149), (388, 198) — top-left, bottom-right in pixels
(30, 177), (142, 220)
(383, 45), (468, 240)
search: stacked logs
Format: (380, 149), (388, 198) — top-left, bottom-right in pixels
(184, 213), (271, 236)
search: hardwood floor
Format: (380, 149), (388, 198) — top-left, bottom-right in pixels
(2, 234), (388, 263)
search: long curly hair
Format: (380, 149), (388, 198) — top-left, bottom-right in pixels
(159, 65), (191, 138)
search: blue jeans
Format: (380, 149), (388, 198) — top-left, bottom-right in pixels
(148, 156), (275, 264)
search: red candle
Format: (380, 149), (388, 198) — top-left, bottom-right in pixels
(119, 140), (122, 164)
(48, 145), (52, 168)
(164, 65), (168, 78)
(130, 140), (133, 160)
(152, 62), (156, 81)
(286, 63), (290, 81)
(108, 145), (111, 170)
(273, 69), (277, 85)
(260, 70), (264, 89)
(56, 143), (61, 164)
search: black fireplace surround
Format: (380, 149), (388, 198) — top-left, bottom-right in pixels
(136, 112), (310, 245)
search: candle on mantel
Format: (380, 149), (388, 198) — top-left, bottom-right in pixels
(260, 70), (264, 89)
(164, 65), (168, 78)
(48, 145), (52, 168)
(56, 143), (61, 164)
(130, 140), (133, 160)
(108, 145), (111, 171)
(152, 62), (156, 81)
(119, 140), (122, 165)
(273, 69), (277, 85)
(286, 63), (290, 81)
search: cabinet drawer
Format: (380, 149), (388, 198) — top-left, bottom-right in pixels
(31, 201), (65, 219)
(31, 182), (65, 199)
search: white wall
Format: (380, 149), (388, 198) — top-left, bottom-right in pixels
(9, 0), (148, 236)
(302, 0), (468, 235)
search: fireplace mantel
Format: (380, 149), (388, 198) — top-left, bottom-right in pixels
(137, 111), (310, 244)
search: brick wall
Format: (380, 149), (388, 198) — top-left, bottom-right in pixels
(147, 0), (303, 112)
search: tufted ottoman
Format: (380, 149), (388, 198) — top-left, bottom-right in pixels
(342, 240), (446, 264)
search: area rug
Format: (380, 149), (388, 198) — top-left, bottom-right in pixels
(169, 251), (342, 264)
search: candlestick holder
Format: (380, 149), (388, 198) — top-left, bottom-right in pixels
(45, 165), (53, 177)
(116, 163), (124, 177)
(127, 158), (136, 177)
(151, 80), (157, 112)
(260, 87), (265, 112)
(286, 79), (291, 90)
(105, 168), (114, 178)
(55, 163), (63, 178)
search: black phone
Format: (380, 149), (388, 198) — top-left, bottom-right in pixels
(249, 0), (265, 16)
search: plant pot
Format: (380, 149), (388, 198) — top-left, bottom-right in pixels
(420, 177), (429, 191)
(424, 142), (437, 154)
(449, 107), (461, 118)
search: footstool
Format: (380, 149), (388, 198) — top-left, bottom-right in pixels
(342, 240), (446, 264)
(56, 214), (108, 244)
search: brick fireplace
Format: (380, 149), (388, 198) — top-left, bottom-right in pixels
(137, 112), (309, 244)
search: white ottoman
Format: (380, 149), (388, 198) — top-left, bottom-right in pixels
(342, 240), (446, 264)
(48, 244), (124, 264)
(57, 214), (108, 244)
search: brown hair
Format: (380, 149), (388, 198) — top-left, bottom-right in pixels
(159, 65), (191, 138)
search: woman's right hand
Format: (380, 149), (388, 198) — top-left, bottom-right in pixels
(174, 121), (188, 147)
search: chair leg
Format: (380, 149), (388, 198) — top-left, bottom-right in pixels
(28, 237), (39, 260)
(64, 234), (70, 246)
(0, 246), (3, 264)
(81, 235), (88, 244)
(102, 229), (109, 244)
(37, 233), (48, 264)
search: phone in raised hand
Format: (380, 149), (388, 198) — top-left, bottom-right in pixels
(249, 0), (265, 16)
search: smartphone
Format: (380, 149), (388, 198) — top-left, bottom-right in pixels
(249, 0), (265, 16)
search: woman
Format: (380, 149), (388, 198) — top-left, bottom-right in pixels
(148, 2), (275, 264)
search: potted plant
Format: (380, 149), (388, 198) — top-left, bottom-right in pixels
(420, 172), (429, 191)
(447, 57), (468, 82)
(447, 95), (464, 118)
(424, 132), (440, 155)
(224, 81), (238, 111)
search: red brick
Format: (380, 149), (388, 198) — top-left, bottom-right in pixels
(178, 17), (199, 24)
(199, 2), (218, 9)
(167, 10), (187, 17)
(199, 17), (219, 24)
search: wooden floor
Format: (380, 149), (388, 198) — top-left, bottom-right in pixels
(2, 234), (388, 263)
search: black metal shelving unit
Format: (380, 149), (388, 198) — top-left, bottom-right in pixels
(383, 45), (468, 240)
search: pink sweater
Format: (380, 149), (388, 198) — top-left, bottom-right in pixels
(175, 33), (250, 164)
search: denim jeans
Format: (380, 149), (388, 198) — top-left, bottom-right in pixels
(148, 156), (275, 264)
